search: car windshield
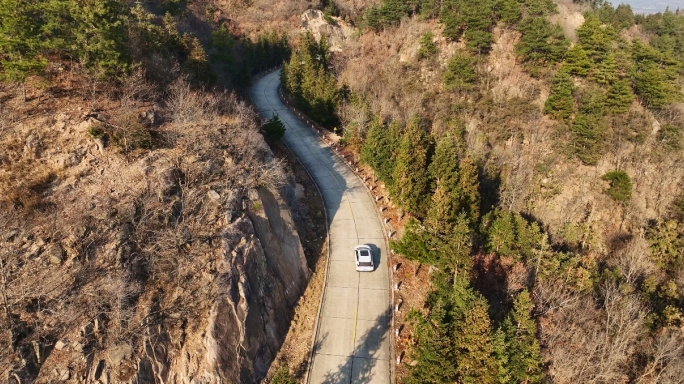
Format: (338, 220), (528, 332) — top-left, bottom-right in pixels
(359, 250), (370, 257)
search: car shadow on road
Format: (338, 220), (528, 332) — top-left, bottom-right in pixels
(320, 308), (392, 384)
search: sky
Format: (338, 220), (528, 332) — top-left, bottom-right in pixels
(618, 0), (684, 14)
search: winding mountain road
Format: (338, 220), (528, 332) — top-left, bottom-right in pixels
(251, 70), (392, 384)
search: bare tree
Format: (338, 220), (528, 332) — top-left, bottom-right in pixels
(546, 284), (646, 383)
(637, 328), (684, 384)
(606, 235), (655, 286)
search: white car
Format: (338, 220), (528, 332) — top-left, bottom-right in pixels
(354, 245), (374, 272)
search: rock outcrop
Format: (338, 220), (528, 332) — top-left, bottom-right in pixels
(0, 85), (311, 384)
(301, 9), (355, 52)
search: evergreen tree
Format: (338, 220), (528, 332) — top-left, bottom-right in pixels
(602, 170), (632, 202)
(576, 14), (615, 63)
(453, 288), (499, 383)
(633, 62), (679, 110)
(439, 0), (463, 41)
(457, 155), (480, 223)
(611, 4), (635, 30)
(443, 52), (479, 91)
(69, 0), (131, 75)
(605, 78), (634, 114)
(484, 209), (516, 257)
(406, 299), (458, 383)
(590, 52), (618, 85)
(391, 218), (440, 265)
(427, 137), (461, 231)
(571, 114), (606, 165)
(544, 70), (575, 121)
(522, 0), (556, 17)
(392, 114), (433, 217)
(183, 36), (216, 84)
(361, 117), (401, 185)
(462, 0), (495, 52)
(0, 0), (42, 72)
(417, 31), (437, 60)
(407, 275), (498, 384)
(496, 0), (522, 25)
(564, 45), (591, 76)
(516, 17), (569, 68)
(261, 114), (286, 141)
(498, 289), (545, 384)
(281, 32), (340, 126)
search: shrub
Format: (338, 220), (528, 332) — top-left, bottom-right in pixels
(417, 31), (437, 60)
(261, 114), (286, 141)
(271, 366), (296, 384)
(88, 125), (106, 139)
(443, 52), (478, 91)
(658, 124), (682, 151)
(602, 171), (632, 202)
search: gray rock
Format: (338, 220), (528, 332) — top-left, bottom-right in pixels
(94, 137), (106, 151)
(107, 344), (133, 367)
(45, 244), (64, 265)
(2, 229), (18, 241)
(26, 243), (43, 258)
(138, 110), (156, 127)
(55, 340), (67, 351)
(207, 190), (220, 201)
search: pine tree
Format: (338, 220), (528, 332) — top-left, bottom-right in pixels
(443, 51), (479, 91)
(516, 17), (569, 68)
(462, 0), (495, 52)
(571, 114), (606, 165)
(564, 45), (591, 76)
(496, 0), (522, 25)
(522, 0), (556, 17)
(590, 53), (618, 85)
(456, 155), (480, 223)
(392, 114), (433, 217)
(361, 117), (400, 185)
(576, 14), (615, 63)
(417, 31), (437, 60)
(544, 70), (575, 121)
(439, 0), (464, 41)
(484, 209), (516, 256)
(183, 36), (216, 84)
(69, 0), (131, 76)
(633, 62), (678, 110)
(0, 1), (47, 86)
(405, 299), (457, 383)
(498, 290), (545, 384)
(427, 137), (461, 230)
(391, 219), (439, 265)
(452, 280), (499, 384)
(605, 78), (634, 114)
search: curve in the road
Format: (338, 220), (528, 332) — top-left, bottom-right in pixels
(251, 70), (392, 384)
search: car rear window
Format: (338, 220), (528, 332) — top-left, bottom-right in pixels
(358, 261), (373, 267)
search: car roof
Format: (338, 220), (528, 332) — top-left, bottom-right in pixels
(355, 245), (372, 261)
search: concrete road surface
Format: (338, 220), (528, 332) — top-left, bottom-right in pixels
(251, 70), (392, 384)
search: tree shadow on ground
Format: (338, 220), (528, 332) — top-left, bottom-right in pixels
(320, 308), (392, 384)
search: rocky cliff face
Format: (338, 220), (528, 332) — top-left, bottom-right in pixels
(300, 9), (355, 52)
(0, 81), (310, 384)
